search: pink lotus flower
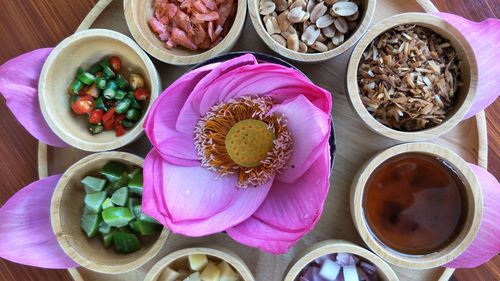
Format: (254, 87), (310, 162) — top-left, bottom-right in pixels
(142, 54), (332, 254)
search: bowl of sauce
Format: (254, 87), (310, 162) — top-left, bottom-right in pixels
(350, 142), (483, 269)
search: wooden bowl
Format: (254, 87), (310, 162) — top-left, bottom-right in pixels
(350, 142), (483, 269)
(144, 246), (255, 281)
(124, 0), (246, 65)
(50, 152), (170, 274)
(39, 29), (160, 152)
(248, 0), (376, 62)
(346, 13), (478, 142)
(284, 240), (399, 281)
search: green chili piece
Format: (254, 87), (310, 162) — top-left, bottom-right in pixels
(95, 77), (107, 90)
(103, 88), (116, 100)
(115, 98), (132, 114)
(81, 176), (107, 193)
(100, 162), (127, 183)
(115, 90), (127, 100)
(126, 108), (141, 121)
(99, 59), (111, 68)
(106, 80), (118, 90)
(103, 65), (116, 79)
(110, 186), (129, 207)
(70, 95), (79, 104)
(78, 72), (96, 85)
(102, 207), (134, 227)
(88, 124), (104, 135)
(89, 63), (102, 74)
(71, 80), (84, 94)
(112, 232), (140, 253)
(130, 98), (142, 110)
(94, 98), (107, 110)
(116, 74), (130, 90)
(81, 214), (101, 238)
(122, 120), (136, 128)
(84, 191), (107, 213)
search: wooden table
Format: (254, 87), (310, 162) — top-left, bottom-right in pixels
(0, 0), (497, 280)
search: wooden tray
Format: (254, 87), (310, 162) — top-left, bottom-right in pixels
(37, 0), (489, 280)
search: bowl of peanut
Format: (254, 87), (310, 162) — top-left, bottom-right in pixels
(249, 0), (376, 62)
(346, 13), (478, 142)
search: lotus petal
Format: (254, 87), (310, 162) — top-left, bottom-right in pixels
(445, 163), (500, 268)
(0, 174), (77, 268)
(0, 48), (67, 147)
(142, 149), (272, 236)
(435, 13), (500, 119)
(144, 64), (216, 166)
(270, 95), (331, 183)
(227, 146), (330, 254)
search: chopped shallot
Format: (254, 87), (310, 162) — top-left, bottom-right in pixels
(298, 253), (379, 281)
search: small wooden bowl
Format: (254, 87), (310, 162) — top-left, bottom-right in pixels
(51, 152), (170, 274)
(124, 0), (246, 65)
(248, 0), (376, 62)
(284, 240), (399, 281)
(346, 13), (478, 142)
(39, 29), (160, 152)
(350, 142), (483, 269)
(144, 246), (255, 281)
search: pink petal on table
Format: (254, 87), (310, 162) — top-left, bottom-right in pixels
(270, 95), (331, 183)
(144, 63), (216, 166)
(445, 163), (500, 268)
(176, 54), (258, 134)
(0, 174), (78, 269)
(0, 48), (67, 147)
(435, 13), (500, 119)
(142, 149), (272, 236)
(227, 147), (330, 254)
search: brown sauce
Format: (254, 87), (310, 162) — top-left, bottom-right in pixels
(363, 153), (467, 255)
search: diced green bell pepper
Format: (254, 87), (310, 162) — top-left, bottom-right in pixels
(102, 197), (115, 209)
(112, 232), (140, 254)
(83, 205), (96, 215)
(111, 186), (129, 207)
(140, 213), (161, 224)
(81, 214), (101, 238)
(100, 161), (127, 183)
(102, 232), (114, 248)
(127, 197), (140, 219)
(102, 207), (134, 227)
(134, 220), (161, 236)
(99, 221), (112, 235)
(81, 176), (107, 193)
(77, 67), (84, 76)
(130, 97), (142, 109)
(84, 191), (107, 213)
(132, 205), (142, 219)
(128, 172), (143, 195)
(98, 59), (111, 68)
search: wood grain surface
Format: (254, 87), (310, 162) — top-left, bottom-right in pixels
(0, 1), (497, 281)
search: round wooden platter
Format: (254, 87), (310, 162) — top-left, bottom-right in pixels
(37, 0), (488, 280)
